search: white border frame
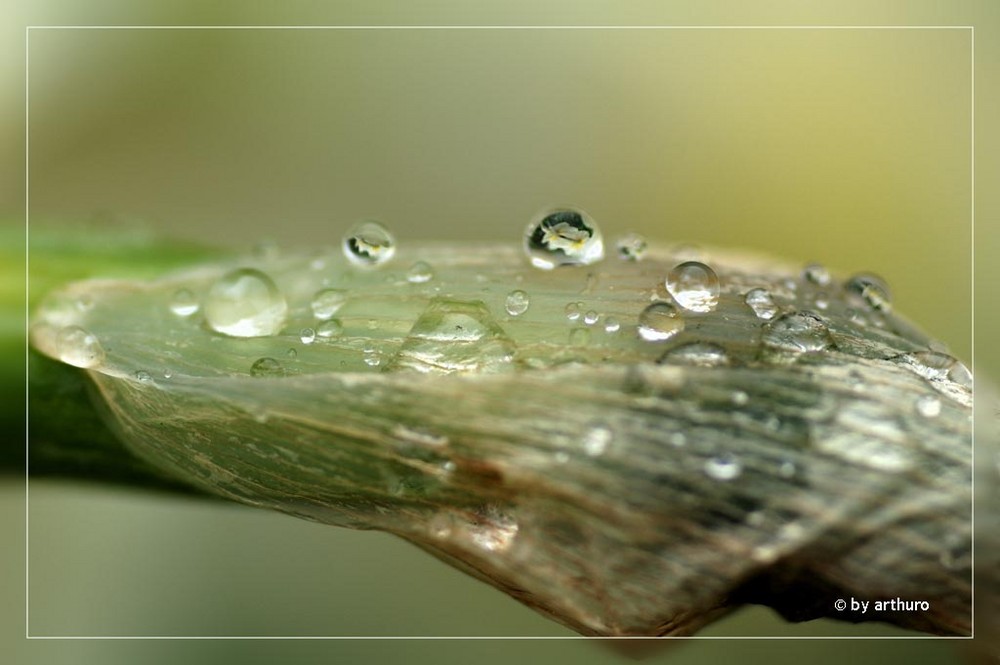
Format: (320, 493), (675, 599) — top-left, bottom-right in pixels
(24, 24), (976, 640)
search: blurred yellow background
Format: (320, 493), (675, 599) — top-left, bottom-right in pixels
(4, 1), (998, 663)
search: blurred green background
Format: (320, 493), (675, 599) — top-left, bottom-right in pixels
(5, 0), (998, 663)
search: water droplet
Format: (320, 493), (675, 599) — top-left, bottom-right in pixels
(704, 454), (742, 481)
(948, 362), (973, 390)
(669, 432), (687, 447)
(583, 310), (599, 326)
(814, 293), (829, 310)
(568, 327), (591, 346)
(915, 395), (942, 418)
(778, 461), (796, 478)
(845, 273), (891, 312)
(162, 368), (173, 379)
(762, 311), (831, 352)
(615, 232), (648, 261)
(583, 424), (613, 457)
(900, 350), (970, 387)
(504, 290), (530, 316)
(523, 208), (604, 269)
(363, 346), (382, 367)
(407, 260), (434, 284)
(731, 390), (749, 406)
(658, 341), (729, 367)
(603, 317), (620, 333)
(286, 347), (298, 359)
(802, 263), (831, 286)
(744, 288), (777, 320)
(204, 268), (287, 337)
(565, 302), (582, 321)
(386, 299), (515, 374)
(134, 370), (153, 383)
(342, 220), (396, 267)
(169, 288), (199, 317)
(315, 320), (343, 339)
(250, 357), (285, 377)
(300, 327), (316, 344)
(637, 301), (684, 342)
(665, 261), (720, 313)
(57, 326), (105, 368)
(311, 288), (349, 320)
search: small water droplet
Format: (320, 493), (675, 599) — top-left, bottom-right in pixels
(744, 288), (778, 320)
(342, 220), (396, 267)
(583, 424), (613, 457)
(204, 268), (287, 337)
(637, 301), (684, 342)
(814, 293), (829, 310)
(311, 288), (349, 320)
(915, 395), (942, 418)
(603, 317), (620, 333)
(762, 311), (831, 352)
(523, 208), (604, 269)
(731, 390), (749, 406)
(583, 310), (599, 326)
(407, 260), (434, 284)
(615, 232), (648, 261)
(363, 344), (383, 367)
(658, 342), (729, 367)
(300, 327), (317, 344)
(316, 319), (344, 339)
(250, 357), (285, 377)
(504, 290), (530, 316)
(845, 273), (892, 312)
(778, 461), (796, 478)
(565, 302), (582, 321)
(901, 350), (971, 387)
(169, 288), (199, 317)
(568, 327), (591, 346)
(162, 368), (173, 379)
(134, 370), (153, 383)
(286, 347), (298, 359)
(57, 326), (105, 368)
(802, 263), (831, 286)
(669, 432), (687, 447)
(666, 261), (720, 313)
(704, 453), (742, 481)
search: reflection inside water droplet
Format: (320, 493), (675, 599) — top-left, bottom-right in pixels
(523, 208), (604, 269)
(666, 261), (720, 313)
(637, 301), (684, 342)
(204, 268), (287, 337)
(342, 220), (396, 267)
(505, 290), (530, 316)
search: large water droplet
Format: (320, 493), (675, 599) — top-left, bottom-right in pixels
(658, 341), (729, 367)
(204, 268), (287, 337)
(250, 357), (285, 377)
(637, 301), (684, 342)
(744, 288), (778, 320)
(342, 220), (396, 267)
(504, 290), (530, 316)
(523, 208), (604, 269)
(802, 263), (831, 286)
(387, 298), (516, 374)
(57, 326), (105, 368)
(169, 288), (199, 317)
(845, 273), (892, 312)
(615, 232), (648, 261)
(762, 311), (831, 352)
(665, 261), (720, 313)
(311, 288), (348, 320)
(704, 454), (742, 481)
(407, 261), (434, 284)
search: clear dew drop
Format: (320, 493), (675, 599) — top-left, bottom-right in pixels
(57, 326), (105, 368)
(603, 317), (620, 333)
(250, 357), (285, 377)
(565, 302), (582, 321)
(615, 232), (648, 261)
(504, 290), (530, 316)
(169, 288), (199, 317)
(204, 268), (287, 337)
(761, 311), (832, 353)
(845, 273), (892, 312)
(406, 260), (434, 284)
(658, 341), (729, 367)
(162, 368), (173, 379)
(286, 347), (298, 359)
(637, 301), (684, 342)
(704, 453), (742, 481)
(915, 394), (942, 418)
(300, 327), (317, 344)
(583, 310), (599, 326)
(316, 319), (344, 338)
(363, 344), (383, 367)
(802, 263), (831, 286)
(523, 208), (604, 270)
(744, 288), (778, 320)
(311, 288), (349, 320)
(134, 370), (153, 383)
(901, 350), (971, 388)
(583, 424), (613, 457)
(665, 261), (720, 313)
(342, 220), (396, 267)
